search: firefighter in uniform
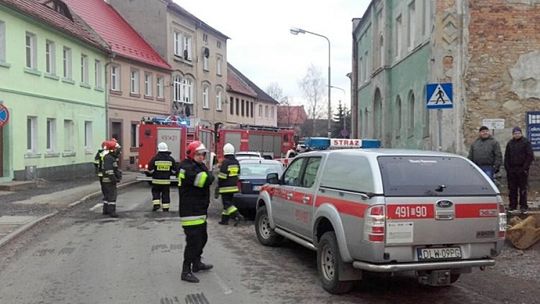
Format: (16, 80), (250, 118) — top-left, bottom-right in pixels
(102, 141), (122, 218)
(217, 143), (242, 225)
(178, 141), (215, 283)
(94, 141), (108, 215)
(147, 142), (176, 212)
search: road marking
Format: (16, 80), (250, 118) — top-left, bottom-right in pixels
(212, 272), (233, 295)
(89, 203), (102, 212)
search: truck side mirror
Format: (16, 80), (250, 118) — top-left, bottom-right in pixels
(266, 173), (280, 184)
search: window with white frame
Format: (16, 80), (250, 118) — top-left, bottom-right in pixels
(81, 54), (88, 84)
(217, 41), (221, 49)
(271, 106), (274, 119)
(144, 72), (152, 97)
(130, 69), (139, 94)
(64, 119), (74, 152)
(156, 76), (164, 99)
(173, 32), (182, 56)
(0, 21), (5, 62)
(422, 0), (431, 37)
(258, 104), (262, 117)
(203, 33), (208, 43)
(27, 116), (37, 153)
(84, 121), (93, 150)
(183, 36), (192, 60)
(111, 65), (120, 91)
(216, 55), (222, 76)
(265, 105), (269, 118)
(45, 40), (55, 75)
(173, 75), (181, 102)
(130, 123), (138, 148)
(63, 47), (72, 79)
(202, 84), (209, 109)
(395, 15), (402, 59)
(203, 51), (209, 71)
(25, 32), (37, 69)
(95, 60), (102, 89)
(407, 1), (416, 49)
(181, 77), (193, 103)
(46, 118), (56, 152)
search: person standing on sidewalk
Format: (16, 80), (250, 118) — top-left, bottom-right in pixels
(177, 141), (215, 283)
(147, 142), (176, 212)
(468, 126), (502, 180)
(504, 127), (534, 212)
(94, 141), (109, 215)
(217, 143), (242, 225)
(102, 140), (122, 218)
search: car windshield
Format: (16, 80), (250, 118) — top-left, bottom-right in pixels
(378, 156), (497, 196)
(239, 162), (283, 178)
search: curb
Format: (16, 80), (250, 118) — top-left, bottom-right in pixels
(0, 180), (141, 249)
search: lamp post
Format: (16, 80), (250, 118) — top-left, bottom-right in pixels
(290, 27), (331, 138)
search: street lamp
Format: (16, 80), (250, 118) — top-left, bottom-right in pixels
(290, 27), (332, 138)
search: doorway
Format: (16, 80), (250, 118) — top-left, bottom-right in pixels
(110, 121), (123, 167)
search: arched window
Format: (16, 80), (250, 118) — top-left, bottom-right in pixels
(173, 75), (182, 102)
(181, 77), (193, 104)
(216, 87), (222, 111)
(202, 84), (209, 109)
(408, 90), (415, 136)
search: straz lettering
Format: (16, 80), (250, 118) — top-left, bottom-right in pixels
(331, 139), (360, 147)
(160, 135), (178, 141)
(388, 204), (433, 219)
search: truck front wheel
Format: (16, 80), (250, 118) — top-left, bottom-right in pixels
(317, 231), (354, 294)
(255, 205), (283, 246)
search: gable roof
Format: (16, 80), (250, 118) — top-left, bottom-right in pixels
(0, 0), (110, 52)
(227, 63), (279, 105)
(277, 105), (308, 125)
(227, 64), (257, 98)
(166, 0), (229, 40)
(63, 0), (170, 70)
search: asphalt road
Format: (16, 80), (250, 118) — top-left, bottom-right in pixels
(0, 184), (539, 304)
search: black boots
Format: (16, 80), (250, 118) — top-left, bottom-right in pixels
(102, 202), (109, 215)
(192, 261), (213, 273)
(108, 204), (118, 218)
(181, 272), (199, 283)
(181, 260), (213, 283)
(218, 214), (229, 225)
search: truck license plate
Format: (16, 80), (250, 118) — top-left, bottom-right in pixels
(417, 247), (462, 261)
(253, 185), (261, 191)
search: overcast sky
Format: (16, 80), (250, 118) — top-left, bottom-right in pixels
(175, 0), (370, 113)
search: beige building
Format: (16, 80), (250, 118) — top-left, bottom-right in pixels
(109, 0), (228, 129)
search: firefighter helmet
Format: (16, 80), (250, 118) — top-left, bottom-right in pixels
(158, 142), (168, 152)
(223, 143), (235, 155)
(186, 141), (207, 159)
(101, 141), (108, 150)
(104, 140), (117, 151)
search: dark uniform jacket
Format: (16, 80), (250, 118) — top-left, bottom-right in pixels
(468, 136), (502, 170)
(217, 155), (240, 194)
(178, 159), (215, 226)
(148, 152), (177, 185)
(102, 153), (122, 183)
(504, 137), (534, 173)
(94, 149), (104, 177)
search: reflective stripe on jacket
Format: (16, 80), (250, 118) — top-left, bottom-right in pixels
(148, 152), (177, 185)
(218, 155), (240, 193)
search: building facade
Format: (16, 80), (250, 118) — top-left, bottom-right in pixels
(0, 0), (109, 181)
(352, 0), (540, 156)
(109, 0), (228, 130)
(64, 0), (171, 171)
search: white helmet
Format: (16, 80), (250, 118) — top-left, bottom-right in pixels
(158, 142), (168, 152)
(223, 143), (235, 155)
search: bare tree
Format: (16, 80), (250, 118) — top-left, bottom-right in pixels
(299, 64), (326, 136)
(266, 82), (284, 102)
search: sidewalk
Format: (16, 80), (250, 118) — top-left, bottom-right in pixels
(0, 171), (141, 248)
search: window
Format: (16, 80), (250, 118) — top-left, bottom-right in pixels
(203, 33), (208, 43)
(25, 32), (36, 69)
(84, 121), (93, 150)
(172, 31), (192, 60)
(64, 120), (74, 152)
(46, 118), (56, 152)
(241, 99), (245, 116)
(235, 98), (239, 115)
(246, 101), (250, 117)
(271, 106), (274, 119)
(130, 69), (139, 94)
(364, 51), (369, 80)
(202, 84), (209, 109)
(173, 75), (181, 102)
(250, 102), (254, 117)
(321, 154), (374, 193)
(422, 0), (431, 37)
(95, 60), (102, 89)
(395, 15), (402, 59)
(377, 11), (384, 67)
(173, 32), (182, 56)
(216, 56), (222, 75)
(183, 35), (192, 60)
(283, 158), (305, 186)
(408, 91), (415, 135)
(396, 96), (402, 138)
(259, 104), (263, 117)
(407, 1), (416, 49)
(156, 76), (164, 98)
(217, 41), (221, 49)
(216, 88), (222, 111)
(0, 21), (5, 62)
(80, 54), (88, 84)
(302, 157), (321, 188)
(111, 65), (120, 91)
(130, 123), (138, 148)
(181, 77), (193, 103)
(45, 40), (55, 74)
(265, 105), (269, 118)
(27, 116), (37, 153)
(229, 97), (234, 115)
(63, 47), (72, 79)
(144, 73), (152, 97)
(203, 52), (209, 71)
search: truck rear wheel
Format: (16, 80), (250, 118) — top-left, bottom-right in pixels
(317, 231), (354, 294)
(255, 205), (283, 246)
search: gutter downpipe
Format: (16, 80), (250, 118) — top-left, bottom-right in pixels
(104, 52), (116, 138)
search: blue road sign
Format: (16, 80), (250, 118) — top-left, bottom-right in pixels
(526, 111), (540, 151)
(426, 83), (453, 109)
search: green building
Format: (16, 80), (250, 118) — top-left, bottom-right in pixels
(0, 0), (110, 181)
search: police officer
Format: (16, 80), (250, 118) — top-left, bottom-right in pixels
(217, 143), (241, 225)
(102, 140), (122, 218)
(147, 142), (176, 212)
(94, 141), (108, 215)
(178, 141), (215, 283)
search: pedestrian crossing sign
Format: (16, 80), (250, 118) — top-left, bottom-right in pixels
(426, 83), (453, 109)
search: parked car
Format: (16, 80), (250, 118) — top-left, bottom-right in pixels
(235, 151), (262, 161)
(234, 159), (284, 216)
(255, 149), (506, 294)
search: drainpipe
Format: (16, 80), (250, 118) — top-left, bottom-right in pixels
(104, 52), (116, 138)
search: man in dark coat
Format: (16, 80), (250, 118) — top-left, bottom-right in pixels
(217, 143), (241, 225)
(178, 141), (215, 283)
(147, 142), (177, 212)
(504, 127), (534, 211)
(468, 126), (502, 179)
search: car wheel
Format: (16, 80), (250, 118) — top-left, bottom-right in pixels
(317, 231), (354, 294)
(255, 205), (283, 246)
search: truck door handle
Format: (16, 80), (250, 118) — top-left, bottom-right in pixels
(287, 193), (293, 199)
(302, 196), (311, 204)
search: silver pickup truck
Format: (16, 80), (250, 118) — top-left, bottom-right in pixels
(255, 149), (506, 294)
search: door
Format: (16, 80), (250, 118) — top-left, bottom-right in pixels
(293, 157), (322, 238)
(272, 157), (305, 229)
